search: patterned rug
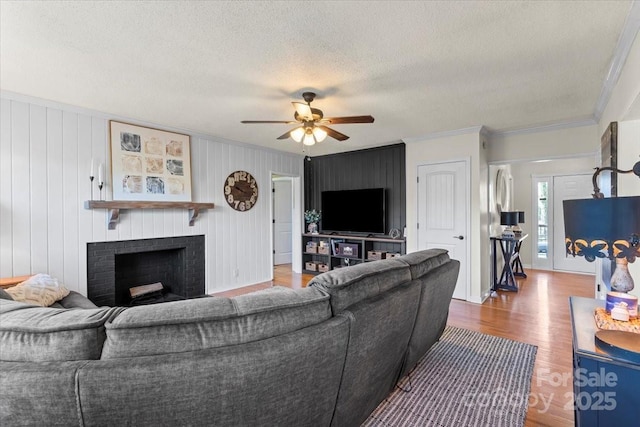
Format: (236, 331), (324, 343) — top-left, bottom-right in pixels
(363, 326), (537, 427)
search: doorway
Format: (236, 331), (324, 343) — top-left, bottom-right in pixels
(272, 177), (293, 265)
(271, 173), (302, 275)
(531, 176), (551, 270)
(531, 173), (595, 273)
(417, 160), (469, 300)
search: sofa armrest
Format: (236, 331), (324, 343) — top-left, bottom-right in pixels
(58, 291), (99, 309)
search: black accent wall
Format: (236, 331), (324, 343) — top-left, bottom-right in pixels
(304, 143), (406, 239)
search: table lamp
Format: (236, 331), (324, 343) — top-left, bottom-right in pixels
(500, 211), (519, 239)
(511, 211), (525, 236)
(563, 160), (640, 293)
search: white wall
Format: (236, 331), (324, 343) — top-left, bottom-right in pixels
(406, 130), (489, 303)
(478, 132), (490, 303)
(488, 124), (600, 163)
(0, 93), (304, 295)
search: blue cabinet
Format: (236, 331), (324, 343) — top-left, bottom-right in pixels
(570, 297), (640, 425)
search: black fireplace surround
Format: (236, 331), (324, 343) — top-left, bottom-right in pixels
(87, 235), (205, 307)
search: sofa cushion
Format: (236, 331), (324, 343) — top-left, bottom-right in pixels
(58, 290), (100, 309)
(329, 280), (421, 427)
(78, 316), (350, 427)
(101, 286), (332, 359)
(396, 248), (450, 279)
(0, 299), (124, 362)
(308, 258), (411, 313)
(0, 360), (88, 426)
(400, 259), (461, 378)
(4, 273), (70, 307)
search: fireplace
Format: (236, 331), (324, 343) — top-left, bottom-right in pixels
(87, 236), (205, 306)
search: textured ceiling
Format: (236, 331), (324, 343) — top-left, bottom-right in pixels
(0, 1), (634, 156)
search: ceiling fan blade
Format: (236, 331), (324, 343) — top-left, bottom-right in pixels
(323, 115), (375, 124)
(241, 120), (297, 124)
(292, 102), (313, 120)
(276, 130), (293, 140)
(318, 125), (349, 141)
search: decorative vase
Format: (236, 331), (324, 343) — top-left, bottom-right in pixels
(610, 258), (634, 293)
(308, 223), (318, 234)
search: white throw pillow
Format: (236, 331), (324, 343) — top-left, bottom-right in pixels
(6, 274), (70, 306)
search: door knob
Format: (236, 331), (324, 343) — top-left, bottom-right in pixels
(453, 235), (464, 240)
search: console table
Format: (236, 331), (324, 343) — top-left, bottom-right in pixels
(570, 297), (640, 426)
(490, 234), (528, 293)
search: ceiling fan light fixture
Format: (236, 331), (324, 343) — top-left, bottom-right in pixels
(241, 92), (374, 143)
(303, 131), (316, 146)
(290, 127), (305, 143)
(312, 126), (327, 143)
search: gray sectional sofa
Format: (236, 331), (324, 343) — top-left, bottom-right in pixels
(0, 249), (460, 427)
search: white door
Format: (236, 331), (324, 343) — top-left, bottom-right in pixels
(273, 179), (293, 265)
(417, 161), (468, 300)
(553, 174), (595, 274)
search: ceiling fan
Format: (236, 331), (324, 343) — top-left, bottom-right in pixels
(241, 92), (374, 145)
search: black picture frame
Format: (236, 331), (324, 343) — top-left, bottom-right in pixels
(600, 121), (618, 197)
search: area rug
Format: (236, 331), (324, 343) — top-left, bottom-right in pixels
(363, 326), (537, 427)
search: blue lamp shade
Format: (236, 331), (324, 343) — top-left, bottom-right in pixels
(500, 211), (519, 226)
(517, 211), (525, 224)
(563, 196), (640, 262)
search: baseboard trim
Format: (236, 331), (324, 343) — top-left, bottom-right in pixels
(466, 291), (490, 304)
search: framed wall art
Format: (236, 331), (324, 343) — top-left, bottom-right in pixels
(109, 121), (192, 202)
(600, 121), (618, 197)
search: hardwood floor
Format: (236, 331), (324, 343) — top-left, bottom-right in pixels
(213, 264), (595, 426)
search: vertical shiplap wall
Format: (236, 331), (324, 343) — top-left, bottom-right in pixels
(0, 94), (303, 294)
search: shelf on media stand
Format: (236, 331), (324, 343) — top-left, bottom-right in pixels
(84, 200), (215, 230)
(301, 233), (406, 274)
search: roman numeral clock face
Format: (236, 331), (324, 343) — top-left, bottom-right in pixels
(224, 170), (258, 212)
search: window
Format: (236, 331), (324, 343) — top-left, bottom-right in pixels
(537, 181), (548, 259)
(532, 177), (552, 270)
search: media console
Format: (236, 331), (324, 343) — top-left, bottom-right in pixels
(302, 233), (406, 274)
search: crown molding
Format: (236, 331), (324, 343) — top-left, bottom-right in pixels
(593, 0), (640, 121)
(487, 151), (598, 166)
(402, 117), (598, 143)
(479, 125), (491, 139)
(402, 126), (484, 144)
(490, 116), (597, 137)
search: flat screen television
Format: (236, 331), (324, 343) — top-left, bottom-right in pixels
(321, 188), (386, 234)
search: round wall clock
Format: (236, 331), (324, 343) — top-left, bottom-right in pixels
(224, 170), (258, 212)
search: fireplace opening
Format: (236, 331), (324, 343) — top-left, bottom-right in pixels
(115, 248), (185, 306)
(128, 282), (187, 306)
(87, 235), (206, 307)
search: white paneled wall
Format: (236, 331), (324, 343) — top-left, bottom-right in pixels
(0, 94), (303, 295)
